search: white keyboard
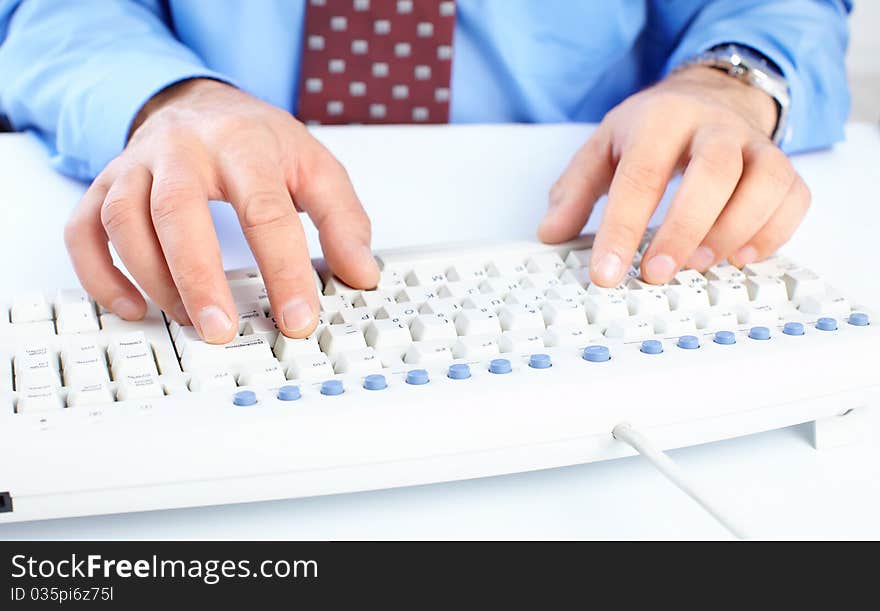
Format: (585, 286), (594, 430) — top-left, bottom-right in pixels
(1, 233), (877, 524)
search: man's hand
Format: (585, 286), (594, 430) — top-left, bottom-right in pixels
(64, 79), (379, 343)
(539, 65), (809, 286)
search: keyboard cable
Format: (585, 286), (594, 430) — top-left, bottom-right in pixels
(612, 422), (749, 540)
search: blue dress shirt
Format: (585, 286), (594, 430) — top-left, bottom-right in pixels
(0, 0), (851, 181)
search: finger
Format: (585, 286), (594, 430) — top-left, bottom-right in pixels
(64, 164), (147, 321)
(729, 174), (811, 267)
(640, 126), (744, 284)
(590, 121), (694, 287)
(690, 142), (795, 269)
(223, 156), (320, 338)
(150, 157), (237, 343)
(100, 164), (189, 324)
(538, 124), (614, 243)
(290, 135), (379, 289)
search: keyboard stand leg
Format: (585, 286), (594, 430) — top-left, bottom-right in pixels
(810, 406), (869, 450)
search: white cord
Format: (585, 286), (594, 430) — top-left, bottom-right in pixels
(612, 422), (749, 540)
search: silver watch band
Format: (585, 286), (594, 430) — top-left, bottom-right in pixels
(677, 44), (791, 145)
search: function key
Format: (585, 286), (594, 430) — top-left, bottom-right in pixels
(583, 345), (610, 362)
(447, 364), (471, 380)
(748, 326), (770, 340)
(714, 330), (736, 345)
(363, 374), (387, 390)
(848, 312), (870, 327)
(406, 369), (430, 385)
(782, 322), (805, 336)
(233, 390), (258, 406)
(640, 339), (663, 354)
(677, 335), (700, 350)
(529, 354), (552, 369)
(277, 385), (301, 401)
(320, 380), (344, 396)
(816, 317), (838, 331)
(489, 358), (512, 374)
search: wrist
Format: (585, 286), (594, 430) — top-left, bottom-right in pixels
(664, 65), (778, 138)
(128, 78), (233, 140)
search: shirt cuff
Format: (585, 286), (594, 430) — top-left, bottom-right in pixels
(53, 55), (235, 180)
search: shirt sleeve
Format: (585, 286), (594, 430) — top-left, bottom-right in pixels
(0, 0), (234, 180)
(658, 0), (852, 153)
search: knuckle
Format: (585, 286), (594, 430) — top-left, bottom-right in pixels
(661, 214), (705, 248)
(239, 191), (294, 231)
(693, 134), (743, 180)
(149, 180), (195, 227)
(615, 159), (667, 198)
(100, 194), (135, 234)
(756, 146), (796, 192)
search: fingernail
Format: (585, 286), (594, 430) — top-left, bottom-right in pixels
(197, 305), (234, 342)
(687, 246), (715, 271)
(644, 254), (677, 283)
(281, 298), (316, 334)
(733, 245), (758, 266)
(172, 301), (191, 325)
(111, 297), (142, 320)
(592, 252), (623, 286)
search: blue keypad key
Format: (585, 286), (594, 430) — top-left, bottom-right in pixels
(489, 359), (512, 374)
(320, 380), (344, 396)
(714, 330), (736, 345)
(447, 363), (471, 380)
(582, 345), (610, 362)
(529, 354), (552, 369)
(233, 390), (257, 406)
(849, 312), (870, 327)
(277, 385), (301, 401)
(748, 326), (770, 340)
(677, 335), (700, 350)
(783, 322), (805, 336)
(640, 339), (663, 354)
(363, 374), (387, 390)
(816, 317), (838, 331)
(406, 369), (430, 385)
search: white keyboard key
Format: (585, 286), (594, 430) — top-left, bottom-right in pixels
(782, 269), (825, 301)
(235, 302), (264, 333)
(116, 373), (164, 400)
(454, 309), (502, 336)
(486, 256), (528, 279)
(365, 319), (412, 350)
(653, 313), (698, 336)
(67, 381), (114, 407)
(54, 289), (99, 334)
(461, 294), (505, 312)
(672, 269), (708, 288)
(543, 324), (600, 348)
(62, 340), (109, 386)
(323, 275), (361, 297)
(273, 334), (320, 362)
(353, 290), (398, 311)
(564, 248), (593, 268)
(410, 314), (457, 343)
(318, 323), (367, 359)
(559, 267), (590, 287)
(237, 361), (287, 386)
(332, 306), (375, 329)
(664, 284), (710, 311)
(451, 335), (500, 359)
(0, 319), (56, 342)
(10, 294), (52, 323)
(446, 262), (487, 282)
(798, 291), (851, 317)
(420, 297), (463, 318)
(286, 352), (334, 380)
(14, 344), (60, 388)
(334, 348), (382, 375)
(376, 270), (406, 292)
(603, 318), (654, 341)
(17, 385), (64, 413)
(241, 316), (279, 345)
(545, 284), (587, 302)
(626, 289), (671, 316)
(541, 300), (588, 327)
(504, 288), (545, 306)
(478, 277), (519, 296)
(695, 307), (739, 331)
(627, 277), (668, 291)
(189, 369), (237, 392)
(438, 281), (481, 299)
(319, 295), (352, 318)
(744, 275), (789, 304)
(705, 263), (745, 283)
(498, 304), (545, 332)
(376, 302), (421, 325)
(583, 294), (629, 325)
(226, 267), (262, 285)
(707, 281), (750, 306)
(180, 336), (274, 372)
(735, 303), (778, 326)
(397, 286), (439, 303)
(497, 329), (544, 354)
(404, 341), (454, 365)
(519, 273), (561, 291)
(405, 266), (447, 287)
(743, 255), (796, 277)
(109, 333), (158, 379)
(526, 252), (565, 274)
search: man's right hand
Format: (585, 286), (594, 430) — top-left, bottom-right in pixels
(64, 79), (379, 343)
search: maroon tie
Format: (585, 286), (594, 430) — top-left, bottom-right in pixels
(296, 0), (455, 124)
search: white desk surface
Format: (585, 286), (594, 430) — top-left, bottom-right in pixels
(0, 123), (878, 540)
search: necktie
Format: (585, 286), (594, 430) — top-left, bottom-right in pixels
(296, 0), (456, 124)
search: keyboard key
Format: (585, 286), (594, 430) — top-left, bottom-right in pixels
(447, 363), (471, 379)
(582, 345), (611, 362)
(451, 335), (500, 359)
(318, 323), (368, 359)
(277, 385), (302, 401)
(735, 303), (778, 326)
(583, 294), (629, 325)
(410, 314), (457, 343)
(676, 335), (700, 350)
(626, 289), (670, 316)
(541, 300), (588, 327)
(653, 313), (697, 336)
(363, 374), (388, 390)
(376, 302), (421, 325)
(748, 326), (771, 340)
(438, 281), (481, 299)
(406, 369), (430, 385)
(461, 294), (504, 312)
(404, 341), (454, 365)
(241, 316), (280, 345)
(454, 309), (502, 336)
(672, 269), (708, 288)
(420, 298), (463, 318)
(528, 353), (552, 369)
(10, 294), (52, 323)
(504, 288), (546, 307)
(116, 373), (164, 400)
(67, 381), (114, 407)
(273, 334), (320, 362)
(14, 344), (60, 389)
(334, 347), (382, 374)
(707, 281), (750, 306)
(544, 285), (587, 302)
(486, 256), (528, 279)
(543, 324), (599, 348)
(603, 318), (654, 341)
(705, 264), (745, 283)
(526, 253), (565, 274)
(189, 369), (237, 392)
(489, 358), (512, 374)
(783, 321), (805, 336)
(238, 361), (287, 386)
(323, 275), (361, 297)
(565, 249), (593, 268)
(713, 330), (736, 345)
(353, 290), (398, 311)
(559, 267), (590, 288)
(745, 276), (788, 304)
(286, 352), (334, 380)
(478, 277), (519, 296)
(233, 389), (258, 406)
(498, 304), (545, 332)
(664, 285), (709, 311)
(816, 317), (838, 331)
(397, 286), (439, 303)
(446, 262), (487, 282)
(332, 306), (376, 329)
(519, 273), (561, 291)
(364, 319), (412, 350)
(54, 289), (99, 334)
(180, 336), (274, 372)
(319, 295), (352, 318)
(62, 339), (109, 386)
(782, 268), (825, 301)
(405, 266), (447, 287)
(17, 385), (64, 413)
(848, 312), (870, 326)
(797, 291), (851, 317)
(695, 307), (738, 331)
(497, 330), (544, 354)
(640, 339), (663, 354)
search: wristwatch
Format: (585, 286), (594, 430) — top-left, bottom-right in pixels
(678, 43), (791, 145)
